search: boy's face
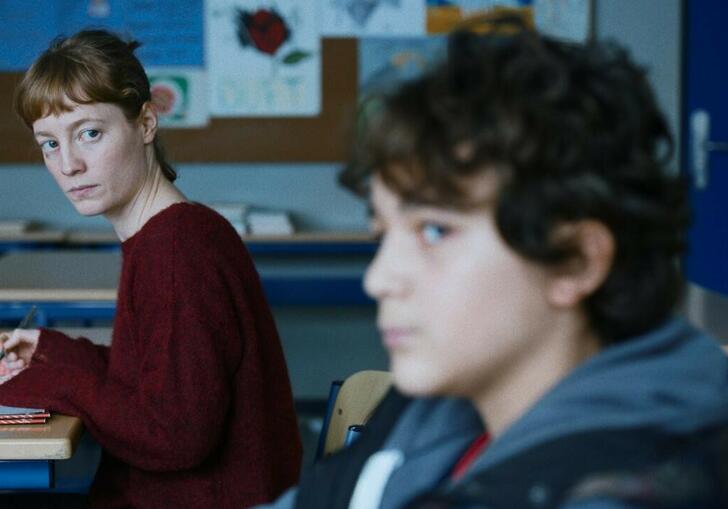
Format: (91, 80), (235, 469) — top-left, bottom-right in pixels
(365, 175), (560, 402)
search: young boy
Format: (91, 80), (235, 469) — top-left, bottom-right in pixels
(265, 28), (728, 509)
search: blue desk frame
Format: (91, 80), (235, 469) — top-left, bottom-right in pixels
(0, 239), (378, 256)
(0, 276), (373, 326)
(0, 461), (54, 490)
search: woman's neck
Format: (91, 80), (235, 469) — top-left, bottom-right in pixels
(106, 160), (187, 242)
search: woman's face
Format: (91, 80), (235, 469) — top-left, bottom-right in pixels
(32, 99), (152, 218)
(364, 175), (560, 401)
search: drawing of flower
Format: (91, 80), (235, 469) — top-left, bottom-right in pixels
(235, 7), (312, 70)
(236, 8), (290, 55)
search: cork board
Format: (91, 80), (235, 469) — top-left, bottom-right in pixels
(0, 38), (358, 163)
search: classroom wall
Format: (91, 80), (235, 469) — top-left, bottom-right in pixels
(1, 1), (698, 396)
(0, 163), (369, 231)
(0, 1), (683, 231)
(595, 0), (682, 170)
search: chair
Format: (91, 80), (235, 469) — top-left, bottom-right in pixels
(320, 370), (392, 457)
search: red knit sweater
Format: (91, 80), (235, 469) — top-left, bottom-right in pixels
(0, 203), (302, 508)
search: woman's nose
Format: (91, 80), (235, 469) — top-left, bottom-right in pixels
(60, 145), (85, 176)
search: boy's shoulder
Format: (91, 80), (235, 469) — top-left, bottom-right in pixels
(406, 425), (728, 509)
(294, 392), (482, 509)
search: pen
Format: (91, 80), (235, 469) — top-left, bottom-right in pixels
(0, 305), (36, 362)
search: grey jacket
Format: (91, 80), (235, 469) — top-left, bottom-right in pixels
(262, 318), (728, 509)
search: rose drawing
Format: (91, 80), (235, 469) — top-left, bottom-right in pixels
(235, 7), (311, 65)
(236, 8), (290, 55)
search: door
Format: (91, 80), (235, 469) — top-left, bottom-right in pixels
(682, 0), (728, 338)
(684, 0), (728, 296)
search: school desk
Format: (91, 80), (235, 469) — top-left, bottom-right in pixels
(0, 414), (83, 489)
(0, 249), (372, 325)
(65, 229), (378, 255)
(0, 230), (67, 254)
(0, 229), (377, 255)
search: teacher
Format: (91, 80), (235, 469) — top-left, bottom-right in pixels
(0, 30), (301, 508)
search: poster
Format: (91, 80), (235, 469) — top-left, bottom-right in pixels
(359, 37), (446, 99)
(322, 0), (426, 37)
(426, 0), (533, 34)
(426, 0), (591, 42)
(206, 0), (321, 117)
(0, 0), (204, 71)
(534, 0), (591, 43)
(147, 67), (208, 128)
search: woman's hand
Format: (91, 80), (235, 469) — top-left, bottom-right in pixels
(0, 328), (41, 382)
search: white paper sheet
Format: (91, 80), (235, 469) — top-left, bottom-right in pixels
(206, 0), (321, 117)
(322, 0), (426, 37)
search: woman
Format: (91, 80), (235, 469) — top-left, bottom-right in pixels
(263, 28), (728, 509)
(0, 30), (301, 508)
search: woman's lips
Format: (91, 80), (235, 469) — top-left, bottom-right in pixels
(68, 184), (98, 199)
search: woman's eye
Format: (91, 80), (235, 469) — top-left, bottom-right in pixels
(40, 140), (58, 152)
(418, 222), (451, 245)
(80, 129), (100, 141)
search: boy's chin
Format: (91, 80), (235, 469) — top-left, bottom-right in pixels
(391, 362), (446, 398)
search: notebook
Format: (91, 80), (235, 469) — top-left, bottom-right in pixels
(0, 405), (50, 425)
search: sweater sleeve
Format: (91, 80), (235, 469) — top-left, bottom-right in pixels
(32, 328), (110, 375)
(0, 235), (241, 472)
(0, 329), (109, 398)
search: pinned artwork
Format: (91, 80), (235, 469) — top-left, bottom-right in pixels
(356, 36), (445, 144)
(359, 37), (446, 99)
(87, 0), (111, 18)
(533, 0), (591, 43)
(322, 0), (426, 37)
(426, 0), (592, 42)
(206, 0), (321, 117)
(426, 0), (534, 34)
(148, 67), (208, 128)
(0, 0), (204, 71)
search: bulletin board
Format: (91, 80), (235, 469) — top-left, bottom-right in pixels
(0, 38), (358, 164)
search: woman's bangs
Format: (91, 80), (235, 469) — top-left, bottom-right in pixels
(17, 60), (102, 127)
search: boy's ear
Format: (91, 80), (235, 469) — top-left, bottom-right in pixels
(139, 102), (158, 144)
(547, 220), (615, 308)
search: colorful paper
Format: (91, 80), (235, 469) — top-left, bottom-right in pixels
(206, 0), (321, 117)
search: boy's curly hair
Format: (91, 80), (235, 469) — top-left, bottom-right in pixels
(341, 30), (689, 344)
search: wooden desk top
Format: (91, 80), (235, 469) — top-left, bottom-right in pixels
(0, 248), (371, 302)
(65, 229), (118, 244)
(0, 230), (67, 243)
(64, 229), (375, 244)
(1, 228), (376, 245)
(0, 414), (83, 460)
(0, 247), (370, 310)
(0, 250), (119, 302)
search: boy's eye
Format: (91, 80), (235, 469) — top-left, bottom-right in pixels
(80, 129), (100, 141)
(418, 222), (451, 245)
(370, 229), (384, 243)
